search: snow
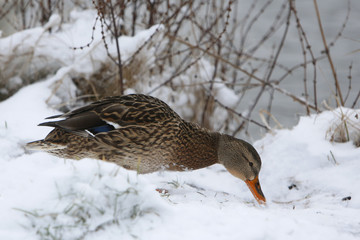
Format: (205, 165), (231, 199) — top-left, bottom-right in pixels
(1, 6), (360, 240)
(0, 71), (359, 240)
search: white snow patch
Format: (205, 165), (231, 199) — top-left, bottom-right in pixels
(0, 77), (359, 240)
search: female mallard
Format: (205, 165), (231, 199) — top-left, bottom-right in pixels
(27, 94), (266, 204)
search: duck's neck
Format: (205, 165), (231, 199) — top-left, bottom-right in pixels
(172, 123), (220, 171)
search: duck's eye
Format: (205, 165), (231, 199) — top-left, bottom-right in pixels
(249, 162), (254, 167)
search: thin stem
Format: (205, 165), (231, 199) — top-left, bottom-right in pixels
(109, 0), (124, 95)
(313, 0), (344, 106)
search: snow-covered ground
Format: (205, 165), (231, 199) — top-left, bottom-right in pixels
(0, 66), (360, 240)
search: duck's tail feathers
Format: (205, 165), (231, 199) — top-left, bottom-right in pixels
(38, 121), (59, 128)
(25, 140), (66, 151)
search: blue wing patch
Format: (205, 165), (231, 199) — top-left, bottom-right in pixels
(89, 124), (115, 134)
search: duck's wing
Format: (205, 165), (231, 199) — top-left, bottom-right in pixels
(39, 94), (183, 134)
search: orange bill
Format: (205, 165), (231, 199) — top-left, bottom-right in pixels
(245, 176), (266, 204)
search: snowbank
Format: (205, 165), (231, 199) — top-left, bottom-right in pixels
(0, 77), (359, 240)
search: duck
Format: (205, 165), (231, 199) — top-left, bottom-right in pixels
(26, 94), (266, 204)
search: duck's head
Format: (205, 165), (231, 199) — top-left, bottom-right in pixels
(218, 134), (266, 204)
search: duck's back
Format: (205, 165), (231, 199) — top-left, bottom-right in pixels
(26, 94), (192, 173)
(42, 94), (183, 131)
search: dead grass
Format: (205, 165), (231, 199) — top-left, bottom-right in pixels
(325, 108), (360, 147)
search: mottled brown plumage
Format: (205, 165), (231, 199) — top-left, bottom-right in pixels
(27, 94), (266, 204)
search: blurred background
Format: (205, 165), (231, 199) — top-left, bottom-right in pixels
(0, 0), (359, 140)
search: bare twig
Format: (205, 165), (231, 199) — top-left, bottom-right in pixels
(290, 0), (321, 113)
(108, 0), (124, 95)
(214, 98), (270, 131)
(343, 63), (352, 104)
(313, 0), (344, 106)
(352, 91), (360, 109)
